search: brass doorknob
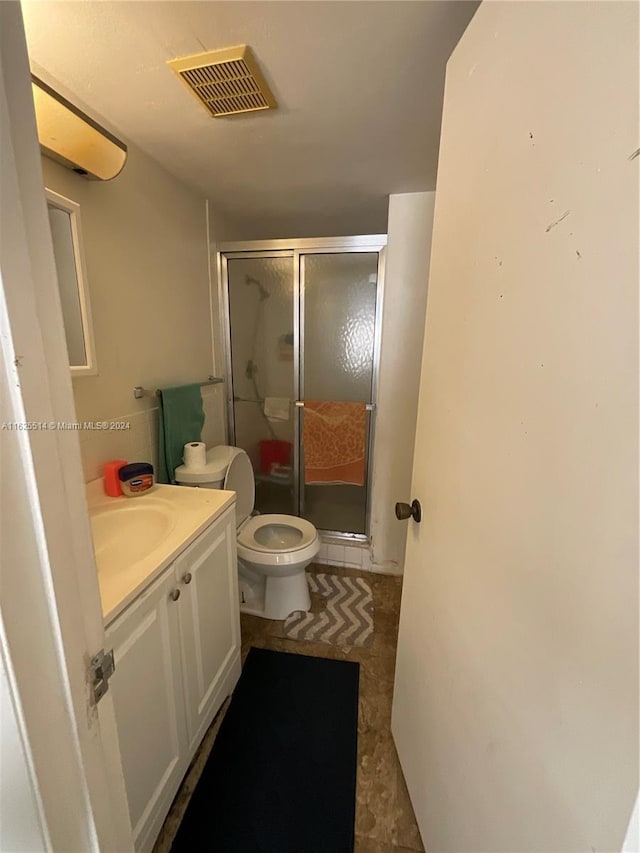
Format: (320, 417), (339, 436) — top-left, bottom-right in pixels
(395, 500), (422, 523)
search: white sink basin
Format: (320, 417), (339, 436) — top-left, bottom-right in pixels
(87, 482), (236, 623)
(90, 500), (176, 576)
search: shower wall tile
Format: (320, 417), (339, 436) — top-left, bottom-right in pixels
(78, 386), (225, 484)
(327, 543), (346, 566)
(146, 407), (160, 473)
(316, 537), (373, 571)
(360, 548), (372, 571)
(201, 385), (226, 448)
(79, 409), (151, 483)
(344, 545), (363, 569)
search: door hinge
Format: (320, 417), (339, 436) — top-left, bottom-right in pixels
(90, 648), (115, 704)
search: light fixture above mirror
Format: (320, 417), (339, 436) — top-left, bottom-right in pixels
(32, 75), (127, 181)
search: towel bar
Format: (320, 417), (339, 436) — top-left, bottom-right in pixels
(133, 376), (224, 399)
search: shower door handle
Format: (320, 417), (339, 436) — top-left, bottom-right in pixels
(295, 400), (376, 411)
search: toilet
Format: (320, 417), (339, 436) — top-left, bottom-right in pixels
(175, 446), (319, 620)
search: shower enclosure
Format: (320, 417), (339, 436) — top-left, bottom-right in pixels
(218, 236), (386, 540)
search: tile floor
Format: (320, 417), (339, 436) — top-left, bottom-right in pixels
(153, 564), (423, 853)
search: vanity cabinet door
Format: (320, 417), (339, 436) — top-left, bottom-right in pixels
(105, 567), (188, 853)
(175, 508), (241, 750)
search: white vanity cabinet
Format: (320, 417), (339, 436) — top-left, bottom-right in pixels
(174, 516), (240, 752)
(105, 566), (188, 852)
(105, 505), (241, 853)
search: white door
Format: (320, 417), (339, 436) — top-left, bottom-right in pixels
(392, 3), (639, 853)
(177, 511), (240, 750)
(106, 568), (188, 852)
(0, 4), (132, 850)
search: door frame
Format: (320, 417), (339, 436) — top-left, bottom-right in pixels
(0, 4), (132, 849)
(217, 236), (387, 541)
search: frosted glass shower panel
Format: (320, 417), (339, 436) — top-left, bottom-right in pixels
(227, 257), (295, 516)
(302, 253), (378, 401)
(301, 252), (378, 535)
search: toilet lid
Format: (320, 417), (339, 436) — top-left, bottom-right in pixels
(237, 514), (317, 554)
(224, 448), (255, 524)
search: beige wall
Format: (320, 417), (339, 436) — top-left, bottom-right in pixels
(392, 2), (639, 850)
(370, 192), (435, 573)
(42, 147), (227, 481)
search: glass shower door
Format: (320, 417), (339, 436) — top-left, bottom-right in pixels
(226, 255), (295, 515)
(299, 252), (379, 535)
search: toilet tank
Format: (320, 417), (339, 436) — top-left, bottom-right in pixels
(174, 445), (256, 528)
(174, 445), (234, 489)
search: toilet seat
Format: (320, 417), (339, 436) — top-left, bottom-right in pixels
(176, 443), (320, 573)
(237, 514), (319, 569)
(237, 514), (317, 554)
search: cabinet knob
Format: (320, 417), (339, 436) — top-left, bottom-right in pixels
(170, 588), (181, 602)
(182, 572), (192, 585)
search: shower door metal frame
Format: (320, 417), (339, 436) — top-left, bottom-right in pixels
(217, 235), (387, 542)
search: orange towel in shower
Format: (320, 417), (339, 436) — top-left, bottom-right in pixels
(303, 401), (367, 486)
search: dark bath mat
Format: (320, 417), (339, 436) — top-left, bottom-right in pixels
(171, 646), (360, 853)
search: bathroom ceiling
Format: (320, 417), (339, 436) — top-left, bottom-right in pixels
(22, 1), (479, 239)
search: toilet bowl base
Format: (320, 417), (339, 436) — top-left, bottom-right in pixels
(238, 564), (311, 621)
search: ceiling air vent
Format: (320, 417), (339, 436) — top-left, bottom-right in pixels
(167, 45), (276, 117)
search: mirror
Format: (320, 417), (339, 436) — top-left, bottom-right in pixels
(45, 188), (97, 374)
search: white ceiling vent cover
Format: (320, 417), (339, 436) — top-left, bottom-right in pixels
(167, 45), (277, 117)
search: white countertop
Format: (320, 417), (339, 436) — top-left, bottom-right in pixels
(86, 480), (236, 624)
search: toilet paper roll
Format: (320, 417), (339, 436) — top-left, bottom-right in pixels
(183, 441), (206, 469)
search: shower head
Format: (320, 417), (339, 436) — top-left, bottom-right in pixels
(245, 275), (270, 300)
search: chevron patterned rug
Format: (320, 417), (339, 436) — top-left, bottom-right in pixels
(283, 573), (374, 647)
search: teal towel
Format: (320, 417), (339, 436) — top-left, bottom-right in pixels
(157, 384), (205, 484)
